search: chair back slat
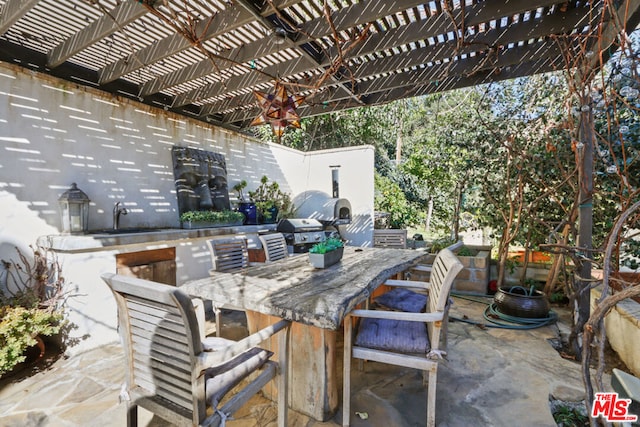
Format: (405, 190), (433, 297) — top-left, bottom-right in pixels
(259, 233), (288, 262)
(207, 238), (249, 272)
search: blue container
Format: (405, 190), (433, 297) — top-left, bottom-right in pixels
(238, 202), (258, 225)
(262, 206), (279, 224)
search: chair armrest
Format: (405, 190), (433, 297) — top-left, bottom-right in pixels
(197, 319), (291, 370)
(350, 309), (443, 323)
(411, 264), (432, 273)
(383, 279), (431, 290)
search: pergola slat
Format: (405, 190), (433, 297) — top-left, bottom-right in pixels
(150, 0), (428, 99)
(98, 0), (300, 85)
(0, 0), (38, 35)
(229, 56), (562, 128)
(198, 4), (589, 118)
(183, 0), (553, 107)
(221, 47), (564, 125)
(46, 1), (149, 68)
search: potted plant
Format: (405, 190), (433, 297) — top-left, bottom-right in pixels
(248, 175), (294, 224)
(233, 180), (258, 225)
(0, 245), (68, 377)
(180, 210), (245, 229)
(308, 237), (344, 269)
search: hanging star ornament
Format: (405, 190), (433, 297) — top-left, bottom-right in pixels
(251, 80), (305, 140)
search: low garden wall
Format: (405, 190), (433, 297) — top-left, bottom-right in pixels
(591, 286), (640, 377)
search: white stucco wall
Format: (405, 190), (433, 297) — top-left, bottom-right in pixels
(0, 63), (294, 234)
(270, 144), (375, 247)
(0, 61), (375, 353)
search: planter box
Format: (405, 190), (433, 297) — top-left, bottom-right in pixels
(507, 250), (552, 263)
(309, 247), (344, 269)
(181, 220), (243, 229)
(411, 244), (491, 294)
(452, 245), (491, 294)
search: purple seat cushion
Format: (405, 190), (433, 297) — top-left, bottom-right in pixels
(375, 287), (428, 313)
(354, 318), (430, 354)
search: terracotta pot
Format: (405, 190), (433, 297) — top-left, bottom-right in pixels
(494, 286), (550, 318)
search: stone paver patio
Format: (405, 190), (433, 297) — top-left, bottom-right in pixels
(0, 295), (599, 426)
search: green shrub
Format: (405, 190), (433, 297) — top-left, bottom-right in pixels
(0, 306), (63, 375)
(180, 210), (244, 223)
(1, 245), (69, 376)
(309, 238), (344, 254)
(429, 236), (458, 253)
(457, 246), (476, 257)
(552, 403), (588, 426)
(248, 175), (294, 220)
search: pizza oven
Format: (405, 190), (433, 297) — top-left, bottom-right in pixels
(292, 166), (352, 226)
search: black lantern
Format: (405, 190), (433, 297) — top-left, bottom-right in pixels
(58, 183), (90, 234)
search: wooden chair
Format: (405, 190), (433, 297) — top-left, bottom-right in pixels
(206, 237), (249, 273)
(102, 273), (290, 427)
(206, 237), (250, 336)
(342, 248), (463, 427)
(258, 233), (288, 262)
(373, 229), (408, 249)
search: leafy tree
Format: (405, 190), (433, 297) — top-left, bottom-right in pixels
(374, 174), (424, 229)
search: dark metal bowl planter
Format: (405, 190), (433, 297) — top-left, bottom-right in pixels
(494, 286), (551, 319)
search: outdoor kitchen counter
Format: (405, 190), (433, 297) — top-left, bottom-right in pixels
(37, 224), (276, 252)
(181, 246), (425, 421)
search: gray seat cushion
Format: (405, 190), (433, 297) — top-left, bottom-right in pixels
(375, 287), (428, 313)
(354, 318), (430, 354)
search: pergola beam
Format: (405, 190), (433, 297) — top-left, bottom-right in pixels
(150, 0), (428, 100)
(222, 42), (560, 123)
(199, 4), (588, 118)
(47, 1), (149, 68)
(0, 0), (38, 35)
(229, 56), (562, 128)
(98, 0), (300, 85)
(179, 0), (570, 108)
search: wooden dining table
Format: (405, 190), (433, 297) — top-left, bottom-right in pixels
(181, 245), (425, 421)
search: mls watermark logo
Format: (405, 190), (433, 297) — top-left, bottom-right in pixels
(591, 392), (638, 423)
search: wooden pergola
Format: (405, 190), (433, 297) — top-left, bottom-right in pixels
(2, 0), (639, 132)
(1, 0), (640, 337)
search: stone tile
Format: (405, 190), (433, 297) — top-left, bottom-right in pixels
(12, 374), (76, 412)
(57, 399), (121, 426)
(64, 377), (105, 404)
(0, 411), (50, 427)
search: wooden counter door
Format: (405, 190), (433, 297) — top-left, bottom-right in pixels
(116, 248), (176, 286)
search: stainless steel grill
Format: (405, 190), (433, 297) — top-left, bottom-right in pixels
(276, 218), (325, 253)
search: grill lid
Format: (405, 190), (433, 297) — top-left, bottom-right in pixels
(277, 218), (324, 233)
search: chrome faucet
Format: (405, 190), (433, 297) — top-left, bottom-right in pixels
(113, 202), (128, 230)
